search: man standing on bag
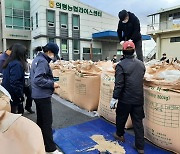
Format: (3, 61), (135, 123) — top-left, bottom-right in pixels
(110, 41), (146, 154)
(117, 10), (143, 61)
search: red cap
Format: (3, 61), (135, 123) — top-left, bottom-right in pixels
(123, 41), (135, 50)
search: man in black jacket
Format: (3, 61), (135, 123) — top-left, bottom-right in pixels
(110, 41), (145, 154)
(117, 10), (143, 61)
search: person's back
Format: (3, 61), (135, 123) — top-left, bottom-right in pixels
(116, 57), (145, 104)
(1, 44), (27, 114)
(2, 60), (24, 101)
(110, 41), (145, 154)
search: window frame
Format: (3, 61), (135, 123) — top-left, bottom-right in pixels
(72, 14), (80, 31)
(47, 10), (55, 27)
(170, 37), (180, 43)
(36, 12), (38, 28)
(83, 48), (90, 54)
(61, 39), (68, 54)
(60, 12), (68, 29)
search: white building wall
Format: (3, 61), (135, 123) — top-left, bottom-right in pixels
(31, 0), (119, 60)
(31, 0), (118, 37)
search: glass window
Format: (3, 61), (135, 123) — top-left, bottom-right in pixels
(83, 48), (90, 54)
(31, 17), (33, 30)
(5, 0), (12, 8)
(13, 0), (24, 10)
(24, 1), (30, 10)
(170, 37), (180, 42)
(47, 10), (55, 23)
(61, 39), (68, 53)
(117, 50), (122, 55)
(93, 48), (101, 54)
(5, 8), (12, 16)
(13, 26), (23, 29)
(5, 17), (12, 25)
(73, 40), (79, 54)
(60, 13), (68, 28)
(24, 11), (30, 18)
(13, 9), (23, 17)
(24, 19), (30, 27)
(13, 17), (23, 27)
(72, 15), (79, 29)
(36, 12), (38, 28)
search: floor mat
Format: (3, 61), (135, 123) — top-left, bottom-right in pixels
(53, 118), (171, 154)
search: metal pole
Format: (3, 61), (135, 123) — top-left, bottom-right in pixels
(90, 39), (93, 60)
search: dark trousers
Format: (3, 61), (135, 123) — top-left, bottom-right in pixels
(135, 40), (143, 62)
(17, 86), (33, 114)
(116, 102), (145, 150)
(34, 97), (57, 152)
(24, 86), (32, 109)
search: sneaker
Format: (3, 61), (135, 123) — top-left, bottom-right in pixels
(137, 149), (144, 154)
(113, 132), (125, 142)
(47, 150), (63, 154)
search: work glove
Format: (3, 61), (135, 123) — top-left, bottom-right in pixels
(110, 98), (118, 109)
(120, 41), (125, 45)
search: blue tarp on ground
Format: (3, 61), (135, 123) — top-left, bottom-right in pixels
(53, 118), (171, 154)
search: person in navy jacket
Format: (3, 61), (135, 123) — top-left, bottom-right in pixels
(30, 43), (62, 154)
(0, 46), (12, 73)
(1, 43), (27, 113)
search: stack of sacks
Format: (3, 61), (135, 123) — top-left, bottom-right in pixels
(57, 67), (75, 102)
(144, 62), (180, 91)
(144, 62), (180, 153)
(0, 85), (11, 112)
(97, 62), (132, 129)
(73, 62), (101, 111)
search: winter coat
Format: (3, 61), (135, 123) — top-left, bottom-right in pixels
(113, 55), (145, 105)
(2, 60), (25, 105)
(0, 53), (9, 73)
(117, 12), (142, 43)
(30, 52), (54, 99)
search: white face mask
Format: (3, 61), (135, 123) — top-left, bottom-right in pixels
(49, 55), (54, 60)
(47, 52), (55, 60)
(122, 19), (128, 23)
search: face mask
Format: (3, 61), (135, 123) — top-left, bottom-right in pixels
(47, 53), (54, 60)
(49, 55), (54, 60)
(122, 19), (128, 23)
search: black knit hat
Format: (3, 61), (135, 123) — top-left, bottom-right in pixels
(118, 10), (128, 21)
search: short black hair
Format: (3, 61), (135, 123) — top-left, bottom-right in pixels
(118, 10), (128, 21)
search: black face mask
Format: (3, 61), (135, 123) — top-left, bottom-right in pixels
(123, 50), (134, 56)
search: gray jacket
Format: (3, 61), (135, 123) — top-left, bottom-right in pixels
(113, 55), (145, 105)
(30, 52), (54, 99)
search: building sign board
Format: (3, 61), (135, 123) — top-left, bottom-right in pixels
(49, 0), (102, 17)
